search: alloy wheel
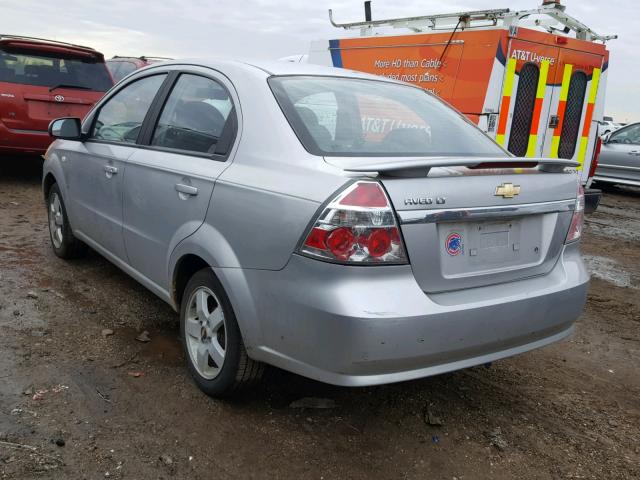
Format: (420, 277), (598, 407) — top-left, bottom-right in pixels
(48, 192), (64, 249)
(185, 287), (227, 380)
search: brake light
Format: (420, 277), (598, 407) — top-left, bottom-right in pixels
(565, 185), (585, 243)
(299, 181), (408, 264)
(588, 136), (602, 179)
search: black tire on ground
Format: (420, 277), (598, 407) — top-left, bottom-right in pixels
(180, 268), (264, 397)
(47, 183), (87, 259)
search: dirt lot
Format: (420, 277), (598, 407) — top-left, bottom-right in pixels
(1, 158), (638, 480)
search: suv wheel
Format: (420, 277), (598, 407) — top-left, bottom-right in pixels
(47, 183), (87, 259)
(180, 269), (263, 397)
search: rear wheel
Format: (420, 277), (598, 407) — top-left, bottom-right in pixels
(180, 268), (263, 397)
(47, 183), (87, 259)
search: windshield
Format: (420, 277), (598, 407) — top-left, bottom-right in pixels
(0, 48), (113, 91)
(269, 75), (507, 157)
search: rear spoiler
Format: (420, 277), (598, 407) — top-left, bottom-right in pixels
(0, 38), (104, 60)
(330, 157), (579, 176)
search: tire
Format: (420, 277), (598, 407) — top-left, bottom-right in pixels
(180, 268), (263, 397)
(47, 183), (87, 259)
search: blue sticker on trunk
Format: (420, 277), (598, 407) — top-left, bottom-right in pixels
(445, 232), (462, 256)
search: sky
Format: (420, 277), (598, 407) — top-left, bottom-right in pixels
(1, 0), (637, 122)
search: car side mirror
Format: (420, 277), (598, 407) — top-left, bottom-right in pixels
(601, 132), (611, 144)
(48, 117), (83, 140)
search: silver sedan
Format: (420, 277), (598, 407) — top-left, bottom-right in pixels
(43, 60), (589, 397)
(594, 122), (640, 187)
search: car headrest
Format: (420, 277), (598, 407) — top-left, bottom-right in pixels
(175, 101), (226, 136)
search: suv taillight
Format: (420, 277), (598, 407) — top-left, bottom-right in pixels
(299, 181), (408, 264)
(565, 185), (585, 243)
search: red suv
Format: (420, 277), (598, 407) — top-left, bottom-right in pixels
(106, 56), (172, 83)
(0, 35), (113, 155)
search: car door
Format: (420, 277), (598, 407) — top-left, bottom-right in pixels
(599, 124), (640, 184)
(64, 73), (167, 260)
(122, 70), (238, 289)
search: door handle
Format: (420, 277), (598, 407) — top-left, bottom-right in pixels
(175, 183), (198, 196)
(104, 165), (118, 178)
(628, 150), (640, 156)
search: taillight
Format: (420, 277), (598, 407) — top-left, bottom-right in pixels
(588, 136), (602, 179)
(565, 185), (585, 243)
(299, 181), (408, 264)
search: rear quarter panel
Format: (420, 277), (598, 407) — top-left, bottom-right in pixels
(169, 64), (350, 273)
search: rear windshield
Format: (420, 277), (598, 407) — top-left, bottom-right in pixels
(269, 75), (506, 157)
(107, 60), (138, 83)
(0, 48), (113, 92)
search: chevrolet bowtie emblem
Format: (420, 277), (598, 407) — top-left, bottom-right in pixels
(494, 183), (521, 198)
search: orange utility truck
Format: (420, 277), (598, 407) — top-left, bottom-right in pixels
(308, 1), (617, 211)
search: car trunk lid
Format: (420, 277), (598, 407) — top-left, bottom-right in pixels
(0, 84), (102, 132)
(326, 156), (579, 293)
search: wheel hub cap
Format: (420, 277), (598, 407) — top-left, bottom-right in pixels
(185, 287), (227, 380)
(48, 193), (64, 249)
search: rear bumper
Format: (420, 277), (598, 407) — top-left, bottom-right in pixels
(0, 121), (51, 155)
(216, 242), (589, 387)
(584, 187), (601, 214)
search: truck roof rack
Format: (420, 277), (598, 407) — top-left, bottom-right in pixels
(328, 2), (617, 43)
(111, 55), (174, 61)
(0, 34), (98, 52)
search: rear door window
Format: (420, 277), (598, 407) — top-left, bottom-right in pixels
(0, 48), (113, 91)
(150, 74), (234, 154)
(91, 74), (167, 144)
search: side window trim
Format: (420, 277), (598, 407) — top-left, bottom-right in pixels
(137, 70), (180, 145)
(140, 70), (238, 161)
(86, 72), (171, 147)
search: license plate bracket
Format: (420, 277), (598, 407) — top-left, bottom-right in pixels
(439, 216), (544, 277)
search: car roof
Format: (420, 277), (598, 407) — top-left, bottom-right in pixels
(151, 58), (404, 84)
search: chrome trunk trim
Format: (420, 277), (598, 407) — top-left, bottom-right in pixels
(397, 199), (575, 224)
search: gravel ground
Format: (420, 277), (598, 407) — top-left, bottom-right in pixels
(1, 158), (638, 479)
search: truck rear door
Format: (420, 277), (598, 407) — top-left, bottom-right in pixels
(497, 39), (558, 158)
(545, 48), (604, 182)
(497, 36), (605, 184)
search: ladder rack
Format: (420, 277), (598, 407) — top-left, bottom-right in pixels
(328, 3), (617, 43)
